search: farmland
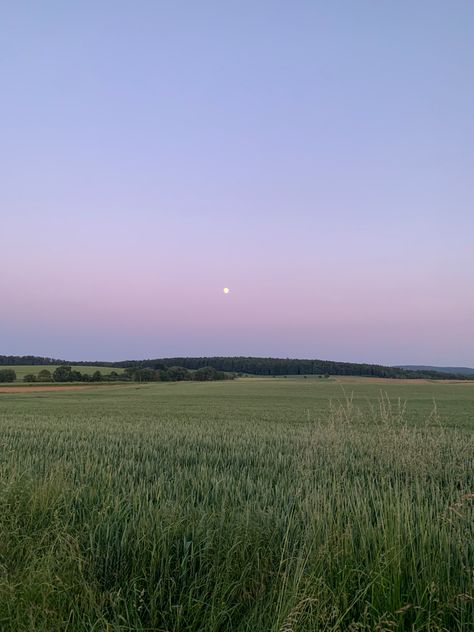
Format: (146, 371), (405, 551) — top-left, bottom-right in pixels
(0, 377), (473, 631)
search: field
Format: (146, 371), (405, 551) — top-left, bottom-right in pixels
(0, 377), (473, 631)
(5, 365), (124, 381)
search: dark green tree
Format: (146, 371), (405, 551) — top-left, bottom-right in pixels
(53, 366), (73, 382)
(0, 369), (16, 382)
(193, 367), (224, 381)
(134, 368), (157, 382)
(38, 369), (52, 381)
(166, 366), (191, 381)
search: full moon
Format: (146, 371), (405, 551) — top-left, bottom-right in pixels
(223, 287), (230, 294)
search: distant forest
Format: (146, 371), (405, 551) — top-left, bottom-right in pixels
(0, 355), (472, 380)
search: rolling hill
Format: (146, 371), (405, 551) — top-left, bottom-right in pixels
(397, 365), (474, 377)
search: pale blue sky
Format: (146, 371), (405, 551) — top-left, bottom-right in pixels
(1, 2), (473, 363)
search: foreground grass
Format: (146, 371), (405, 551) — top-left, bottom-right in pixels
(0, 379), (473, 630)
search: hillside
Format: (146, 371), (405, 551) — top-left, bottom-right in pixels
(115, 357), (473, 380)
(0, 355), (114, 367)
(397, 365), (474, 377)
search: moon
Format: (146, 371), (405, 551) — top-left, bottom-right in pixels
(223, 287), (230, 294)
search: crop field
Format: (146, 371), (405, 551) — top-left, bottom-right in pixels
(6, 365), (124, 381)
(0, 377), (473, 631)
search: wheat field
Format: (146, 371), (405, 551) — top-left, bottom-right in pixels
(0, 378), (473, 630)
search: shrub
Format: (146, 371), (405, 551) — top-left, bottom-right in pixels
(53, 366), (73, 382)
(38, 369), (52, 381)
(92, 371), (102, 382)
(133, 368), (157, 382)
(166, 366), (192, 381)
(193, 366), (226, 381)
(0, 369), (16, 382)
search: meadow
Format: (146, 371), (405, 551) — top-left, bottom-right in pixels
(0, 377), (473, 631)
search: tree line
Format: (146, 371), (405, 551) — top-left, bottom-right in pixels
(1, 355), (472, 380)
(0, 366), (234, 383)
(22, 367), (124, 383)
(0, 355), (114, 367)
(124, 365), (232, 382)
(113, 356), (472, 380)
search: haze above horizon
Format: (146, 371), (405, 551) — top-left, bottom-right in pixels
(2, 1), (473, 365)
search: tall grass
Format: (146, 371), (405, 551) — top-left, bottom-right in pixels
(0, 383), (472, 630)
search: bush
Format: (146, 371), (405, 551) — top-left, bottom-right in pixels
(53, 366), (73, 382)
(0, 369), (16, 383)
(166, 366), (192, 381)
(193, 366), (226, 381)
(38, 369), (52, 382)
(91, 371), (102, 382)
(23, 374), (37, 383)
(133, 368), (157, 382)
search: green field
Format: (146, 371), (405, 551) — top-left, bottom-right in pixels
(5, 365), (124, 381)
(0, 378), (473, 630)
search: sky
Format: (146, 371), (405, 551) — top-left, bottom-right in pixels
(1, 1), (473, 365)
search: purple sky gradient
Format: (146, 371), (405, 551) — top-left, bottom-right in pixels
(1, 1), (473, 364)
